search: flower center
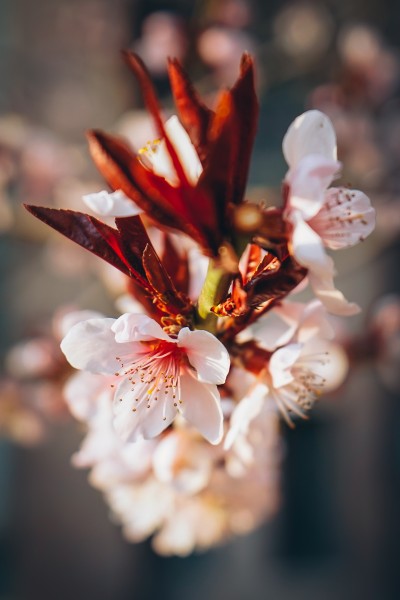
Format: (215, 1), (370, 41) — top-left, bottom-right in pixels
(115, 341), (185, 418)
(271, 351), (328, 426)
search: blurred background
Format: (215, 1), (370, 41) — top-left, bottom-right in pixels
(1, 0), (400, 598)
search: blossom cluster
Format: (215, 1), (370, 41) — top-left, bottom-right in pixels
(25, 53), (375, 554)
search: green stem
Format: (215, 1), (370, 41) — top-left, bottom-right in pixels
(195, 259), (233, 333)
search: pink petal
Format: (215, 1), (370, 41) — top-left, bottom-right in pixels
(82, 189), (143, 217)
(309, 188), (376, 249)
(178, 372), (223, 445)
(165, 116), (203, 185)
(291, 217), (331, 278)
(61, 318), (127, 374)
(269, 343), (303, 388)
(63, 371), (109, 422)
(178, 328), (230, 384)
(254, 312), (298, 351)
(113, 377), (177, 443)
(283, 110), (337, 168)
(286, 155), (341, 220)
(111, 313), (172, 343)
(224, 382), (268, 449)
(308, 262), (361, 316)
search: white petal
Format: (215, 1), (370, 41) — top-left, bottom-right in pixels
(61, 318), (127, 374)
(224, 382), (268, 449)
(63, 371), (109, 422)
(178, 372), (223, 445)
(291, 216), (331, 278)
(152, 431), (211, 494)
(165, 116), (203, 185)
(111, 313), (171, 343)
(255, 300), (334, 350)
(254, 311), (298, 351)
(178, 328), (230, 384)
(308, 268), (360, 316)
(56, 309), (105, 339)
(309, 188), (376, 249)
(82, 189), (143, 217)
(269, 343), (303, 388)
(286, 154), (341, 219)
(295, 299), (335, 342)
(113, 378), (177, 443)
(283, 110), (337, 168)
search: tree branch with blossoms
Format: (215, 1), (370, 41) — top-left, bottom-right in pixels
(24, 51), (375, 555)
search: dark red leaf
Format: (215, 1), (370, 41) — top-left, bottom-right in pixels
(87, 130), (189, 233)
(24, 205), (132, 277)
(142, 244), (192, 315)
(122, 51), (190, 188)
(196, 90), (235, 230)
(167, 58), (213, 164)
(229, 54), (259, 206)
(196, 54), (259, 240)
(245, 256), (307, 307)
(161, 235), (190, 296)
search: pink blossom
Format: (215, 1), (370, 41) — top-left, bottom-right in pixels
(61, 314), (230, 444)
(283, 110), (375, 315)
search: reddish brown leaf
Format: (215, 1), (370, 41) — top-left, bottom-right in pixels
(245, 256), (307, 308)
(161, 235), (190, 296)
(167, 58), (213, 164)
(212, 254), (306, 319)
(229, 54), (259, 206)
(247, 254), (281, 285)
(242, 244), (263, 283)
(122, 51), (190, 188)
(197, 90), (235, 231)
(24, 205), (132, 277)
(87, 130), (189, 233)
(142, 244), (191, 315)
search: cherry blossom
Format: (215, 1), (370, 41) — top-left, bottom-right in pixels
(283, 110), (375, 315)
(61, 314), (230, 444)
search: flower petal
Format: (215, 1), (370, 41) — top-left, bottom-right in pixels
(269, 343), (303, 388)
(111, 313), (171, 343)
(224, 382), (268, 449)
(113, 377), (177, 443)
(61, 318), (126, 374)
(291, 216), (331, 278)
(286, 154), (341, 220)
(82, 189), (143, 217)
(308, 266), (360, 316)
(283, 110), (337, 168)
(178, 372), (223, 444)
(308, 188), (376, 249)
(178, 328), (230, 384)
(165, 116), (203, 185)
(63, 371), (109, 422)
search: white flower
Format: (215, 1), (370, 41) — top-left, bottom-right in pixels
(283, 110), (375, 315)
(61, 314), (230, 444)
(139, 115), (203, 186)
(240, 299), (334, 351)
(82, 189), (143, 217)
(226, 340), (331, 446)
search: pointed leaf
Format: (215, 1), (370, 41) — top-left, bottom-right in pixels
(122, 51), (191, 188)
(161, 235), (190, 296)
(24, 205), (131, 276)
(229, 53), (259, 205)
(87, 130), (186, 229)
(167, 58), (213, 163)
(142, 244), (192, 315)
